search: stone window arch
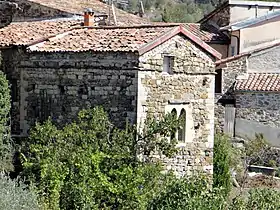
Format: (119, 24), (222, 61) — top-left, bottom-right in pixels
(165, 104), (194, 144)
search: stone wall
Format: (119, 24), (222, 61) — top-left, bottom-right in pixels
(214, 56), (247, 132)
(248, 45), (280, 73)
(138, 34), (215, 176)
(236, 92), (280, 128)
(16, 51), (139, 135)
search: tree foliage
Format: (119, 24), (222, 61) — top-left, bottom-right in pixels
(213, 133), (232, 197)
(20, 107), (181, 209)
(0, 70), (13, 172)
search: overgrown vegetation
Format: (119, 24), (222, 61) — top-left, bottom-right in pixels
(20, 107), (181, 209)
(0, 71), (13, 172)
(0, 172), (39, 210)
(127, 0), (215, 22)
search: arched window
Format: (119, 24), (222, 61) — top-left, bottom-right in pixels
(170, 108), (177, 140)
(178, 109), (186, 142)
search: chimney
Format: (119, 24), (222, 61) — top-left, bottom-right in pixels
(84, 8), (95, 26)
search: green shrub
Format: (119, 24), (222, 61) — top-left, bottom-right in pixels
(20, 107), (181, 209)
(213, 133), (232, 197)
(148, 174), (226, 210)
(0, 173), (39, 210)
(0, 71), (13, 172)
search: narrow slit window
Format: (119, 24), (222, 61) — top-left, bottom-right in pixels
(178, 109), (186, 142)
(163, 56), (174, 74)
(215, 69), (222, 93)
(170, 108), (177, 139)
(231, 46), (235, 56)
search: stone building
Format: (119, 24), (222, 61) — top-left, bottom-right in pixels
(0, 22), (221, 175)
(199, 0), (280, 57)
(214, 40), (280, 146)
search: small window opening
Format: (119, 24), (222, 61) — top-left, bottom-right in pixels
(269, 6), (273, 11)
(163, 56), (174, 74)
(178, 109), (186, 142)
(231, 46), (235, 56)
(215, 69), (222, 93)
(248, 5), (252, 10)
(58, 85), (65, 94)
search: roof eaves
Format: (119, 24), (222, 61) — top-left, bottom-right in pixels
(221, 10), (280, 31)
(216, 40), (280, 65)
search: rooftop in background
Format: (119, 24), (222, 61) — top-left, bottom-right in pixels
(0, 19), (228, 48)
(216, 39), (280, 65)
(26, 0), (149, 25)
(198, 0), (280, 24)
(0, 18), (81, 47)
(27, 24), (222, 59)
(235, 73), (280, 92)
(220, 9), (280, 31)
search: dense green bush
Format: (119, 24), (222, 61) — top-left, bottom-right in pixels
(20, 107), (181, 209)
(0, 172), (39, 210)
(148, 174), (226, 210)
(0, 71), (13, 172)
(229, 188), (280, 210)
(213, 133), (232, 197)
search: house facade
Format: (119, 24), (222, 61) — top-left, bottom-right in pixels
(214, 41), (280, 146)
(0, 13), (221, 175)
(199, 0), (280, 57)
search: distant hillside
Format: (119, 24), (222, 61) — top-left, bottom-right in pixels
(112, 0), (280, 23)
(112, 0), (220, 23)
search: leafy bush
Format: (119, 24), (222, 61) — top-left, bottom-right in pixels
(213, 133), (232, 196)
(0, 71), (13, 172)
(229, 188), (280, 210)
(148, 174), (226, 210)
(0, 173), (39, 210)
(20, 107), (181, 209)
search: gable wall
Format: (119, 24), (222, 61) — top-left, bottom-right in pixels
(247, 45), (280, 72)
(138, 34), (216, 177)
(240, 18), (280, 52)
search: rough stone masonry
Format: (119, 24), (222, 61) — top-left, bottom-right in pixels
(2, 33), (216, 176)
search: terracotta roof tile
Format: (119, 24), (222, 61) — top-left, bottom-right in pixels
(28, 0), (150, 25)
(235, 73), (280, 92)
(152, 22), (229, 42)
(28, 25), (174, 52)
(0, 19), (81, 47)
(183, 23), (229, 42)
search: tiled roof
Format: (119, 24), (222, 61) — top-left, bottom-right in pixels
(27, 24), (222, 59)
(28, 0), (150, 25)
(183, 23), (229, 42)
(235, 73), (280, 92)
(28, 25), (175, 52)
(0, 19), (81, 47)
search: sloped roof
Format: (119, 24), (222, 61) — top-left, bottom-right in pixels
(27, 24), (222, 59)
(235, 73), (280, 92)
(220, 10), (280, 31)
(198, 0), (280, 24)
(28, 0), (149, 25)
(216, 39), (280, 65)
(183, 23), (229, 43)
(0, 19), (81, 47)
